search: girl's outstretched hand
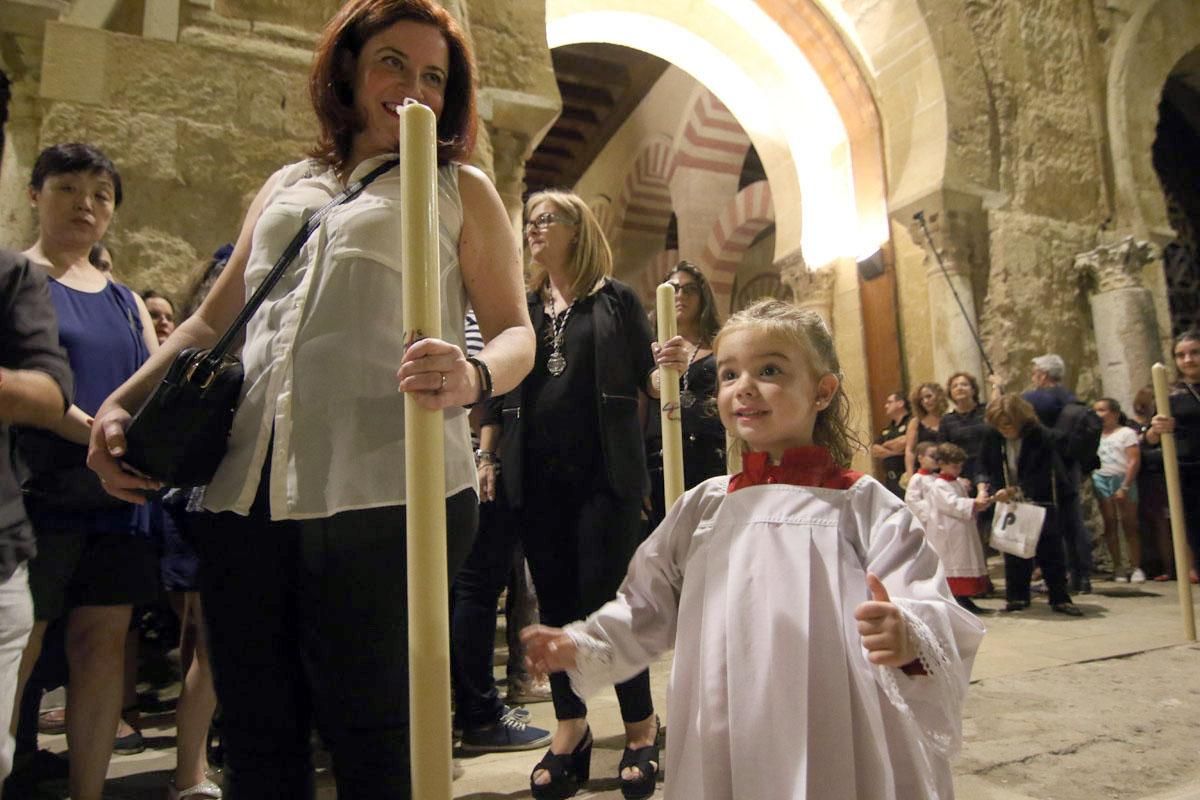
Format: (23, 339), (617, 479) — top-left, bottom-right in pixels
(520, 624), (578, 678)
(854, 573), (918, 668)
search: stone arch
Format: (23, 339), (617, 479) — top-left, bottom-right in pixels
(675, 89), (750, 177)
(546, 0), (885, 264)
(612, 137), (675, 238)
(1109, 0), (1200, 239)
(700, 180), (774, 308)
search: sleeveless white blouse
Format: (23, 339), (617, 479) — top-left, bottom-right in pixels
(204, 154), (475, 519)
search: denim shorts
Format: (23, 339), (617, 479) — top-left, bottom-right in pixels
(1092, 471), (1138, 502)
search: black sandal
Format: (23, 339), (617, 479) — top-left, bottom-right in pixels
(530, 727), (592, 800)
(619, 718), (661, 800)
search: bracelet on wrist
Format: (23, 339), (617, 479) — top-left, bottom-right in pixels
(475, 448), (497, 465)
(465, 356), (493, 408)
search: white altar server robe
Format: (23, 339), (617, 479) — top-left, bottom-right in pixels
(566, 474), (985, 800)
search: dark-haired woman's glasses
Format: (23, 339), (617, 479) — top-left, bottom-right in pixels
(524, 212), (572, 232)
(667, 281), (701, 298)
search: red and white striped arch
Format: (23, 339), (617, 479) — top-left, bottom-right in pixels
(701, 181), (775, 306)
(675, 90), (751, 176)
(613, 139), (675, 238)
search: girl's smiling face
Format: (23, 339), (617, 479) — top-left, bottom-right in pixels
(716, 328), (837, 462)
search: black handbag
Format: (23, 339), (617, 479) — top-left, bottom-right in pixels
(122, 158), (400, 486)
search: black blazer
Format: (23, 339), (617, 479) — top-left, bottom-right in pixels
(978, 422), (1066, 505)
(497, 279), (654, 508)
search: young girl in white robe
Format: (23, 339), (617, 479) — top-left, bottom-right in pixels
(523, 300), (986, 800)
(904, 440), (941, 526)
(926, 443), (994, 613)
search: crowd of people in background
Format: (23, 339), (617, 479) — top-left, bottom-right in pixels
(879, 341), (1200, 624)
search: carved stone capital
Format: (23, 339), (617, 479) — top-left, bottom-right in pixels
(782, 263), (837, 330)
(908, 208), (981, 280)
(1074, 236), (1158, 294)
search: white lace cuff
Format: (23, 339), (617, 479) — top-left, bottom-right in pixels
(563, 623), (615, 702)
(871, 600), (963, 759)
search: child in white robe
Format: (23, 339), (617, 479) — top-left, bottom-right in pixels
(904, 440), (940, 526)
(523, 300), (986, 800)
(927, 443), (994, 614)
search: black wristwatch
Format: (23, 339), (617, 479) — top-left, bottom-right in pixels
(465, 356), (493, 408)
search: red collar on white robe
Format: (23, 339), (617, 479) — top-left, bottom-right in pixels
(917, 468), (933, 476)
(730, 446), (863, 492)
(937, 472), (959, 482)
(733, 446), (927, 676)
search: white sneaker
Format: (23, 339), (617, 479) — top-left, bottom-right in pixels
(1130, 568), (1147, 584)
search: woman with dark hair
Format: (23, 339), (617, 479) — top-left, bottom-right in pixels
(497, 188), (672, 799)
(1146, 329), (1200, 584)
(15, 142), (160, 800)
(870, 391), (910, 497)
(904, 381), (946, 479)
(88, 1), (535, 796)
(939, 372), (988, 484)
(647, 261), (724, 520)
(979, 394), (1082, 616)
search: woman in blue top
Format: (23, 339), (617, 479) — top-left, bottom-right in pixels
(16, 143), (159, 800)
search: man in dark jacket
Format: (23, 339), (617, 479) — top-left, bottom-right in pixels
(0, 249), (72, 780)
(1023, 353), (1095, 592)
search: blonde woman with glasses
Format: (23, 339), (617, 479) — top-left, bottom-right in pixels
(493, 189), (686, 799)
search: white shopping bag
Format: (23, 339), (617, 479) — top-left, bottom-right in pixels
(990, 501), (1046, 559)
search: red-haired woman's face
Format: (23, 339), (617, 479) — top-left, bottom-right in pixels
(350, 21), (449, 163)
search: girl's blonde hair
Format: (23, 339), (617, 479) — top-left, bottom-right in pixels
(715, 299), (861, 467)
(525, 189), (612, 300)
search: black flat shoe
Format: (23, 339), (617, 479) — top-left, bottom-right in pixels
(1051, 602), (1084, 617)
(530, 727), (593, 800)
(1002, 600), (1030, 612)
(620, 717), (661, 799)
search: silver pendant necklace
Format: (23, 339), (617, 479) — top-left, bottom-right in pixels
(678, 342), (702, 408)
(545, 300), (577, 377)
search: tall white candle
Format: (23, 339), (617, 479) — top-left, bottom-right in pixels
(399, 100), (454, 796)
(657, 283), (685, 508)
(1151, 362), (1196, 642)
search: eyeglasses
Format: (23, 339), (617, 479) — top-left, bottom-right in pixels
(666, 281), (701, 298)
(524, 212), (573, 232)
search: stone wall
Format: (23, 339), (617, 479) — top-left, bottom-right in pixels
(912, 0), (1122, 398)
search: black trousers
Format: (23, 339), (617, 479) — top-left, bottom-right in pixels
(515, 468), (653, 723)
(1058, 493), (1094, 580)
(1183, 468), (1200, 574)
(450, 495), (519, 728)
(1004, 506), (1071, 605)
(194, 483), (476, 800)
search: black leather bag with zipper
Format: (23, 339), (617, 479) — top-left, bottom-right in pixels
(121, 158), (399, 486)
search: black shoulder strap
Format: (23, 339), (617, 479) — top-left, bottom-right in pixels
(200, 158), (400, 374)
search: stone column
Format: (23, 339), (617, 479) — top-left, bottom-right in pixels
(1074, 236), (1160, 409)
(477, 87), (560, 230)
(781, 256), (836, 332)
(0, 73), (41, 250)
(909, 210), (985, 384)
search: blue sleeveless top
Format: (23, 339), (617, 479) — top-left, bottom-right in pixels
(33, 279), (151, 535)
